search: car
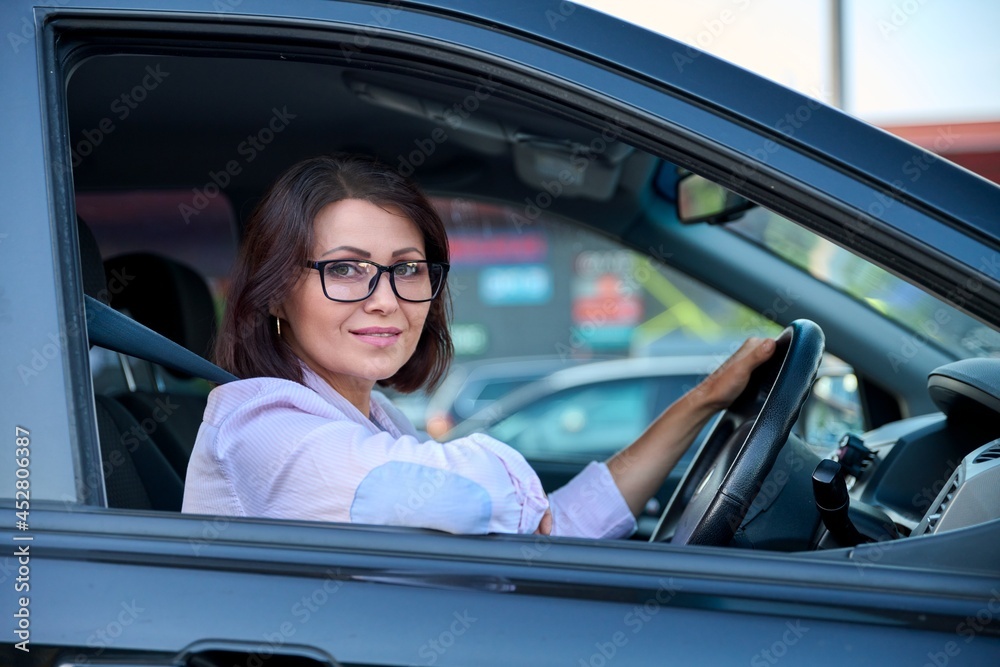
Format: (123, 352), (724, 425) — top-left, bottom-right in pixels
(3, 1), (1000, 665)
(448, 356), (715, 461)
(423, 355), (607, 439)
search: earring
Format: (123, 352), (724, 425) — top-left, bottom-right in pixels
(276, 317), (282, 336)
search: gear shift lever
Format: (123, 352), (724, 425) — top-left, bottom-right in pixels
(812, 459), (899, 547)
(812, 459), (868, 546)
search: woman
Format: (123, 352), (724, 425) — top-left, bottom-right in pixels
(182, 154), (775, 538)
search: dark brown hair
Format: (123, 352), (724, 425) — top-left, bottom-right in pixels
(215, 154), (453, 392)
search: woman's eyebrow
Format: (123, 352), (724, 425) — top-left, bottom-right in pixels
(320, 245), (426, 259)
(392, 247), (425, 258)
(321, 245), (370, 258)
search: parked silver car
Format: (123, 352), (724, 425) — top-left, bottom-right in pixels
(447, 355), (715, 461)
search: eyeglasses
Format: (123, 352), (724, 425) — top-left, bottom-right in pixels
(305, 259), (449, 303)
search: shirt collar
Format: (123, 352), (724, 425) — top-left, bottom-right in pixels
(297, 359), (402, 437)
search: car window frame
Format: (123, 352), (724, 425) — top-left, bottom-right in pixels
(33, 4), (994, 542)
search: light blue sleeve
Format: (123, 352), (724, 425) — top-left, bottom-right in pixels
(350, 461), (494, 534)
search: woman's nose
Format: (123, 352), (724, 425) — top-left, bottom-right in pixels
(363, 270), (399, 312)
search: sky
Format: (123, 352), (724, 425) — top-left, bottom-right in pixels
(573, 0), (1000, 125)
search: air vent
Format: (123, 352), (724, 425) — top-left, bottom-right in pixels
(973, 442), (1000, 465)
(917, 472), (960, 536)
(914, 439), (1000, 536)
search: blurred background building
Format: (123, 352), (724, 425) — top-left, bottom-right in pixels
(575, 0), (1000, 184)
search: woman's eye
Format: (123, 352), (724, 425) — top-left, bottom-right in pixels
(327, 262), (362, 279)
(394, 262), (421, 278)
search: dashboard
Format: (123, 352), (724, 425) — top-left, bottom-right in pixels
(835, 359), (1000, 544)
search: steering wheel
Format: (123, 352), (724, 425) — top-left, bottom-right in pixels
(650, 320), (825, 546)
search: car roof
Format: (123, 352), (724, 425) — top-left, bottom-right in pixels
(424, 355), (607, 412)
(519, 354), (720, 392)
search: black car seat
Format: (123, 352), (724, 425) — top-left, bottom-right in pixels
(102, 252), (217, 481)
(77, 217), (185, 510)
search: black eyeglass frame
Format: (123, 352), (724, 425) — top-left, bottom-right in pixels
(305, 259), (450, 303)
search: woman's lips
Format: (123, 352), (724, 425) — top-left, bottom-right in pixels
(351, 327), (402, 348)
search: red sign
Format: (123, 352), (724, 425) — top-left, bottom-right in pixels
(572, 273), (643, 324)
(449, 233), (547, 266)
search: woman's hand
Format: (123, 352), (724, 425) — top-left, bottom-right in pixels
(686, 337), (776, 413)
(534, 507), (553, 535)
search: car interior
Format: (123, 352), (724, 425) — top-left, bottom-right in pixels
(59, 19), (1000, 564)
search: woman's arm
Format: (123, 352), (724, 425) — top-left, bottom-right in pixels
(605, 337), (776, 516)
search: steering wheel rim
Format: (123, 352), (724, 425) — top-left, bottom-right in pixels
(650, 320), (825, 546)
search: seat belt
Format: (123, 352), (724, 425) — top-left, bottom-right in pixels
(85, 295), (238, 385)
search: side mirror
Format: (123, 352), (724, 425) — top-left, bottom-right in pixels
(676, 173), (754, 224)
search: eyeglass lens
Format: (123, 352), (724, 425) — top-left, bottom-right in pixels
(321, 261), (443, 302)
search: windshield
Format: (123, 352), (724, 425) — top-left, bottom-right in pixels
(727, 208), (1000, 360)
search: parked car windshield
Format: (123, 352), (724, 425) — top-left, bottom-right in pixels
(482, 372), (706, 462)
(726, 207), (1000, 360)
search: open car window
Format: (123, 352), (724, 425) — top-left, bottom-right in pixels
(57, 21), (938, 523)
(3, 3), (1000, 664)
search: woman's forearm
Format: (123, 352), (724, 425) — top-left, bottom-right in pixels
(605, 389), (718, 516)
(604, 337), (775, 517)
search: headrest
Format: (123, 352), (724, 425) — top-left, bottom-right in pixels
(102, 253), (217, 370)
(77, 216), (109, 303)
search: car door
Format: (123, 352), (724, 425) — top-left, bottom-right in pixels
(2, 2), (1000, 666)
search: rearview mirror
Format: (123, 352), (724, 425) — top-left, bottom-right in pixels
(676, 173), (754, 224)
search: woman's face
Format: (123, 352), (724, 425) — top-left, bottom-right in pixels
(277, 198), (432, 404)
